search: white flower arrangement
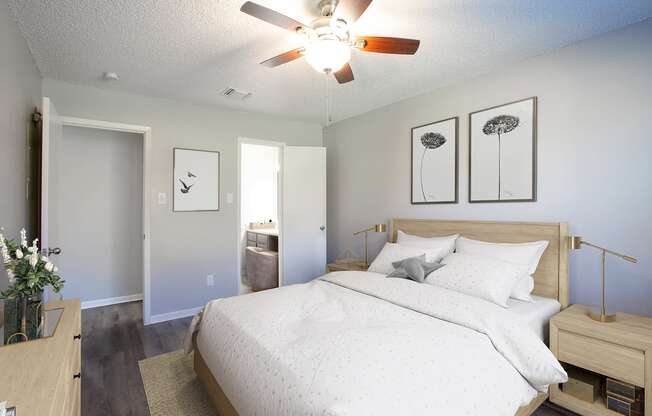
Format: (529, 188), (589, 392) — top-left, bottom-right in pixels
(0, 228), (64, 299)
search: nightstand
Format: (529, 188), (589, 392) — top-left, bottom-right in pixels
(326, 262), (368, 273)
(550, 304), (652, 416)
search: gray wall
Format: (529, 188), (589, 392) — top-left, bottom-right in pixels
(53, 126), (143, 303)
(43, 78), (322, 317)
(0, 1), (42, 290)
(324, 19), (652, 316)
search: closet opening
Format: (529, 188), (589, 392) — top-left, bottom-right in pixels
(38, 98), (153, 324)
(53, 125), (144, 307)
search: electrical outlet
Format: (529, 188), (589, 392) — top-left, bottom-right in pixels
(206, 274), (214, 287)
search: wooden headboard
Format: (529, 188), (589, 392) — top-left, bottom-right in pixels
(389, 219), (569, 308)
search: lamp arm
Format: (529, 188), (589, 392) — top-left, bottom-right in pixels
(353, 227), (374, 236)
(580, 241), (638, 263)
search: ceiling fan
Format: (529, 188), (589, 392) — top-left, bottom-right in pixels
(240, 0), (421, 84)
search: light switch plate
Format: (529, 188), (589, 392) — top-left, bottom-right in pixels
(226, 192), (233, 204)
(206, 274), (214, 287)
(158, 192), (167, 205)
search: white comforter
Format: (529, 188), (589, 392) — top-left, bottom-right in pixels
(194, 271), (567, 416)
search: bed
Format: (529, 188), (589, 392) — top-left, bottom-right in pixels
(191, 219), (570, 416)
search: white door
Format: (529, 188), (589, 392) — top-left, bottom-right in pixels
(40, 97), (63, 301)
(282, 146), (327, 285)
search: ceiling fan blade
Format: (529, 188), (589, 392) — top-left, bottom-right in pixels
(260, 48), (304, 68)
(334, 63), (354, 84)
(240, 1), (307, 32)
(356, 36), (420, 55)
(336, 0), (373, 23)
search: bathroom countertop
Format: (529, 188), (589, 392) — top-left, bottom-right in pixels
(247, 228), (278, 237)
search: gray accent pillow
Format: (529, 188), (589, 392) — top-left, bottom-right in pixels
(387, 255), (445, 283)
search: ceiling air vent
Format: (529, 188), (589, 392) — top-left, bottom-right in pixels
(222, 87), (252, 101)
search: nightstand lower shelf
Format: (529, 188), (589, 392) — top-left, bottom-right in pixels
(551, 384), (626, 416)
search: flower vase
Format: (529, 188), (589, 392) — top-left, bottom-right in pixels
(3, 292), (44, 344)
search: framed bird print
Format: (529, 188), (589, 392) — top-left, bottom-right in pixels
(173, 148), (220, 212)
(469, 97), (537, 203)
(411, 116), (458, 204)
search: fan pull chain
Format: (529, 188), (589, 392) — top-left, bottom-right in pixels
(325, 74), (333, 127)
(324, 75), (328, 127)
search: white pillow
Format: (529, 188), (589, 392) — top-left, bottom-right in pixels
(397, 230), (458, 257)
(511, 275), (535, 302)
(368, 243), (444, 275)
(425, 253), (528, 307)
(455, 237), (549, 275)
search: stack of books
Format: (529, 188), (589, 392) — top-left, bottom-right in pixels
(606, 378), (645, 416)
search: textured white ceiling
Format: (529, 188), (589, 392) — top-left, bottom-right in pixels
(8, 0), (652, 125)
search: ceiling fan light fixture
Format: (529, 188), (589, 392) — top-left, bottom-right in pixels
(304, 38), (351, 74)
(241, 0), (421, 84)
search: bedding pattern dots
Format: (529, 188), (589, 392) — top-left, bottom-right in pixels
(506, 296), (561, 342)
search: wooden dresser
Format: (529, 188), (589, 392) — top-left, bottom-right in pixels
(0, 299), (81, 416)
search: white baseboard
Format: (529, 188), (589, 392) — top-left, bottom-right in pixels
(81, 293), (143, 310)
(148, 306), (202, 325)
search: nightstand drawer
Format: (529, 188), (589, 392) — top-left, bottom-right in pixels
(558, 330), (645, 386)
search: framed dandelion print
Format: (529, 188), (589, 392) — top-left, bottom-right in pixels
(469, 97), (537, 203)
(173, 148), (220, 212)
(411, 116), (458, 204)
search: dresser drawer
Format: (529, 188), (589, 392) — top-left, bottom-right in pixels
(247, 232), (257, 243)
(60, 306), (81, 416)
(557, 330), (645, 386)
(50, 367), (70, 416)
(67, 375), (81, 416)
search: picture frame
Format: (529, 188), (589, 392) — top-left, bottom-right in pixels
(173, 148), (220, 212)
(468, 97), (537, 203)
(411, 116), (458, 204)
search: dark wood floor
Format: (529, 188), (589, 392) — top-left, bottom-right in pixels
(81, 301), (191, 415)
(81, 301), (575, 416)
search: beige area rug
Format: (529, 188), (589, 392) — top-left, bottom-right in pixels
(138, 350), (216, 416)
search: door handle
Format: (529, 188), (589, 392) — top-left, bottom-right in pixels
(48, 247), (62, 256)
(320, 226), (326, 231)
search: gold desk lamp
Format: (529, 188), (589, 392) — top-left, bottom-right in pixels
(569, 236), (638, 323)
(354, 224), (387, 267)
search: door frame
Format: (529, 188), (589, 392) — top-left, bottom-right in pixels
(58, 116), (153, 325)
(236, 137), (285, 294)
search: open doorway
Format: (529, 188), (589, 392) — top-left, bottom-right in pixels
(39, 98), (153, 324)
(236, 139), (327, 293)
(237, 138), (284, 294)
(53, 125), (143, 307)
